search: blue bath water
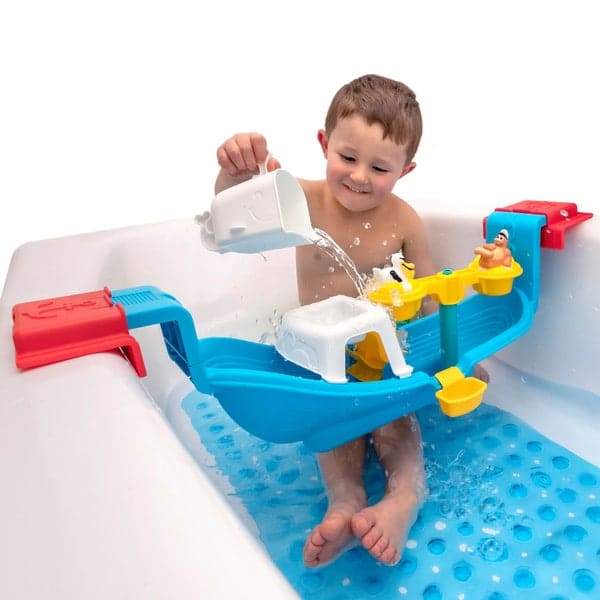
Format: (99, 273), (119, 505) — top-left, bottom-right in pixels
(182, 392), (600, 599)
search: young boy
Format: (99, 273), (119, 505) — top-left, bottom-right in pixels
(214, 74), (436, 568)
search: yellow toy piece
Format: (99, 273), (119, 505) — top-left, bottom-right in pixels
(434, 366), (487, 417)
(368, 279), (427, 321)
(367, 257), (523, 313)
(361, 254), (520, 409)
(347, 332), (388, 382)
(469, 258), (523, 295)
(352, 251), (521, 398)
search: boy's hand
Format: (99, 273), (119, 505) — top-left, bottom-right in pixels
(216, 132), (280, 178)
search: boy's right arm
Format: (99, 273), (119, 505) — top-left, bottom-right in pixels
(214, 132), (281, 194)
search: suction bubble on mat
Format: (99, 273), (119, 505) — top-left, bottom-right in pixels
(182, 394), (600, 599)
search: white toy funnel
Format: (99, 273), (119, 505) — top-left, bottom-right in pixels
(198, 161), (318, 254)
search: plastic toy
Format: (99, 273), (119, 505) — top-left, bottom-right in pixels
(198, 159), (318, 254)
(11, 202), (593, 452)
(274, 295), (413, 383)
(347, 239), (523, 385)
(371, 251), (415, 287)
(474, 228), (513, 268)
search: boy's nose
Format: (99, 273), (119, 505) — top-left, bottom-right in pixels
(350, 165), (369, 184)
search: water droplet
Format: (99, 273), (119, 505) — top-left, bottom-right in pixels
(477, 537), (508, 562)
(559, 208), (569, 217)
(362, 221), (372, 230)
(391, 287), (402, 307)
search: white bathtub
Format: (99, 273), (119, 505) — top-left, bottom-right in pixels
(0, 207), (597, 598)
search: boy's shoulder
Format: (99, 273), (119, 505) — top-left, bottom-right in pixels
(387, 191), (421, 216)
(297, 177), (326, 196)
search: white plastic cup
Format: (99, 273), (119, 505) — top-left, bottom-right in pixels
(199, 162), (318, 253)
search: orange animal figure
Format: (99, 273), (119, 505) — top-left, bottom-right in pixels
(474, 229), (513, 268)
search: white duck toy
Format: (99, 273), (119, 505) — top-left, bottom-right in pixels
(371, 252), (415, 291)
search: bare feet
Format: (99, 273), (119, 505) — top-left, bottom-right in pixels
(350, 489), (420, 565)
(303, 497), (365, 567)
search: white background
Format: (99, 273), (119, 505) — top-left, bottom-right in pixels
(1, 0), (598, 287)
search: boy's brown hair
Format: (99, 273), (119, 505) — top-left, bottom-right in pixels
(324, 74), (423, 163)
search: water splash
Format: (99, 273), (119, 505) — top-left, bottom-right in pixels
(258, 308), (282, 344)
(312, 227), (367, 297)
(425, 449), (506, 521)
(477, 537), (508, 562)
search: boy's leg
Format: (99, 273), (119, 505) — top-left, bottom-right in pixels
(351, 414), (426, 565)
(303, 436), (368, 567)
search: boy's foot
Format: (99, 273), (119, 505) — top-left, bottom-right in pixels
(350, 491), (419, 565)
(303, 499), (363, 567)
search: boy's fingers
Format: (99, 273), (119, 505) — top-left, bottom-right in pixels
(249, 133), (269, 166)
(267, 156), (281, 172)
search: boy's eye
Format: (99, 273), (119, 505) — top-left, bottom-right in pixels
(340, 154), (356, 163)
(373, 166), (389, 173)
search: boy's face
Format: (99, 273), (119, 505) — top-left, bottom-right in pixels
(319, 114), (415, 212)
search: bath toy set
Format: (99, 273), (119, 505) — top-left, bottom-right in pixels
(11, 200), (592, 452)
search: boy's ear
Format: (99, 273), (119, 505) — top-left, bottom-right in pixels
(400, 161), (416, 178)
(317, 129), (328, 155)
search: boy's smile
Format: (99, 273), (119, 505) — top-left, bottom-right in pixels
(319, 114), (415, 213)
